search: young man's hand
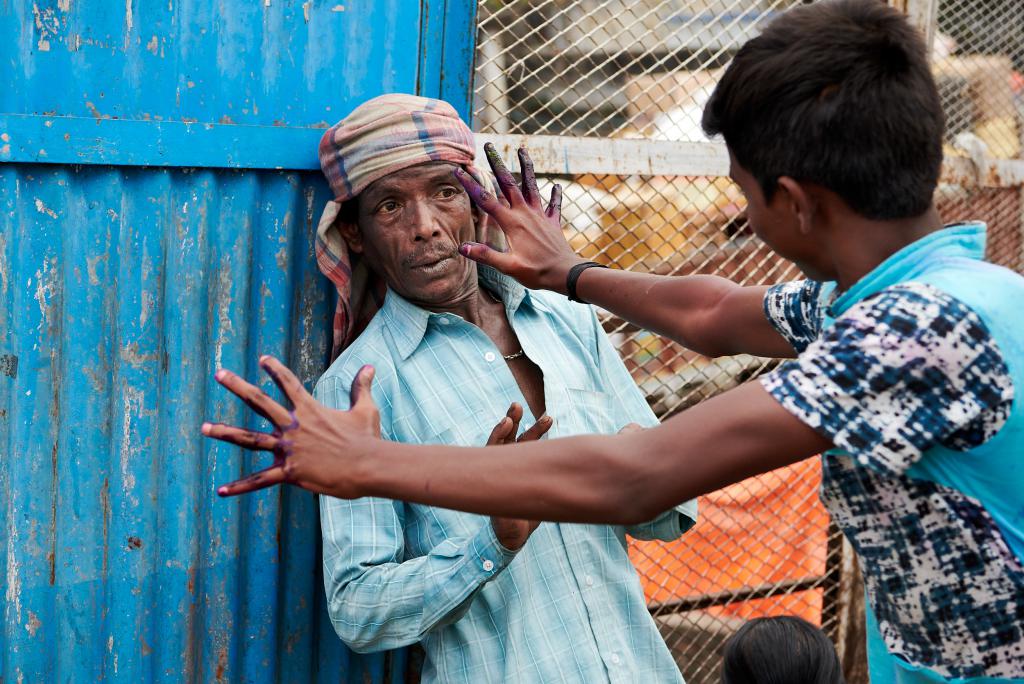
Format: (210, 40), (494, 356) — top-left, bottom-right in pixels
(485, 402), (552, 551)
(202, 356), (380, 498)
(453, 144), (582, 293)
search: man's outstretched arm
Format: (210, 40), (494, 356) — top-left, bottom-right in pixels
(204, 357), (830, 524)
(452, 145), (796, 359)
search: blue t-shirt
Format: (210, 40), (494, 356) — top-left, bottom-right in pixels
(761, 275), (1023, 683)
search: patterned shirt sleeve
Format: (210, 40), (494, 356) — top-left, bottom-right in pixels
(763, 280), (827, 353)
(761, 283), (1013, 475)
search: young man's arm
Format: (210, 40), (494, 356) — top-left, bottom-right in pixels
(315, 376), (546, 652)
(576, 270), (790, 358)
(452, 145), (796, 359)
(582, 304), (698, 538)
(357, 381), (829, 524)
(207, 359), (831, 523)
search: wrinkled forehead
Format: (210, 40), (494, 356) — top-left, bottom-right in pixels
(359, 161), (461, 201)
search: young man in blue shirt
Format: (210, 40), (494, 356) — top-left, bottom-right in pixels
(206, 1), (1024, 680)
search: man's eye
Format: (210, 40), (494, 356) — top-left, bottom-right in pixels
(438, 187), (458, 199)
(378, 201), (399, 214)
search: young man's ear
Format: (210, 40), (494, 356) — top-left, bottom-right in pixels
(338, 221), (365, 254)
(776, 176), (816, 235)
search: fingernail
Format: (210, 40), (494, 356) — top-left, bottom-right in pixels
(452, 167), (464, 176)
(458, 243), (472, 256)
(216, 486), (229, 497)
(215, 370), (226, 381)
(201, 422), (212, 434)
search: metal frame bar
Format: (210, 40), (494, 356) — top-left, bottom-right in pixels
(476, 133), (729, 176)
(476, 133), (1024, 189)
(901, 0), (940, 55)
(0, 113), (324, 169)
(647, 576), (828, 616)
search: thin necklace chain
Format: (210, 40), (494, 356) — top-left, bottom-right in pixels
(483, 288), (525, 361)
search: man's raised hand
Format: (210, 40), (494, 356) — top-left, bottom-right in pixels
(485, 401), (553, 447)
(202, 356), (381, 498)
(486, 402), (552, 551)
(453, 143), (582, 293)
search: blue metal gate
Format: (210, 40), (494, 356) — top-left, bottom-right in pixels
(0, 2), (477, 681)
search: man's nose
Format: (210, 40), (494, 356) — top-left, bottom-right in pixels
(409, 202), (442, 242)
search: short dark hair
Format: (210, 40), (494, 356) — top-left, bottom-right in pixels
(702, 0), (944, 220)
(721, 616), (845, 684)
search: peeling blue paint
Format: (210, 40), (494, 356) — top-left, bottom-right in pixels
(0, 0), (480, 681)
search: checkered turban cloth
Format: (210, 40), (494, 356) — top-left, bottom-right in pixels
(316, 93), (499, 360)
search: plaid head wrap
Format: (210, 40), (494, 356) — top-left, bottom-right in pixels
(316, 93), (499, 360)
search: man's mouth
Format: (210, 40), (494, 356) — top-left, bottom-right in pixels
(410, 255), (453, 274)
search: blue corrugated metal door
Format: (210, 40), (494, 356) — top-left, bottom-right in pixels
(0, 2), (478, 681)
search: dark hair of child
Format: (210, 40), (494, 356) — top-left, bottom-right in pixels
(721, 616), (846, 684)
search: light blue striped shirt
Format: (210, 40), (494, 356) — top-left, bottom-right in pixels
(316, 266), (696, 684)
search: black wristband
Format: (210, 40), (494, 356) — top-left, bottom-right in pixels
(566, 261), (607, 303)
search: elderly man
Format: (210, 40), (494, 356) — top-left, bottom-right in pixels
(311, 94), (696, 683)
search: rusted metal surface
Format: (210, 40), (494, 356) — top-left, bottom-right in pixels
(941, 156), (1024, 190)
(0, 163), (340, 681)
(1, 0), (481, 682)
(0, 0), (479, 169)
(902, 0), (939, 54)
(477, 134), (730, 177)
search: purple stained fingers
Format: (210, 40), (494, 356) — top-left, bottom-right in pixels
(258, 355), (307, 406)
(216, 463), (288, 497)
(453, 168), (505, 216)
(518, 146), (540, 207)
(485, 142), (523, 205)
(202, 422), (281, 451)
(546, 183), (562, 220)
(215, 368), (292, 427)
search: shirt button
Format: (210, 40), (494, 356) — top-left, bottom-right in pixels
(585, 575), (594, 587)
(482, 559), (495, 572)
(438, 317), (450, 325)
(610, 653), (621, 665)
(483, 351), (496, 362)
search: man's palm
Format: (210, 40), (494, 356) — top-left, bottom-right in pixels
(485, 403), (552, 551)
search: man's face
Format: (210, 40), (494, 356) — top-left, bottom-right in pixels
(728, 153), (831, 281)
(347, 161), (479, 307)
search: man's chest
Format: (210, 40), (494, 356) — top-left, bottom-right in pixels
(383, 328), (619, 445)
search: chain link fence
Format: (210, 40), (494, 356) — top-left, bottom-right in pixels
(473, 1), (1024, 682)
(932, 0), (1024, 273)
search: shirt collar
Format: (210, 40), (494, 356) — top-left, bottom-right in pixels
(827, 221), (986, 319)
(379, 265), (535, 360)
